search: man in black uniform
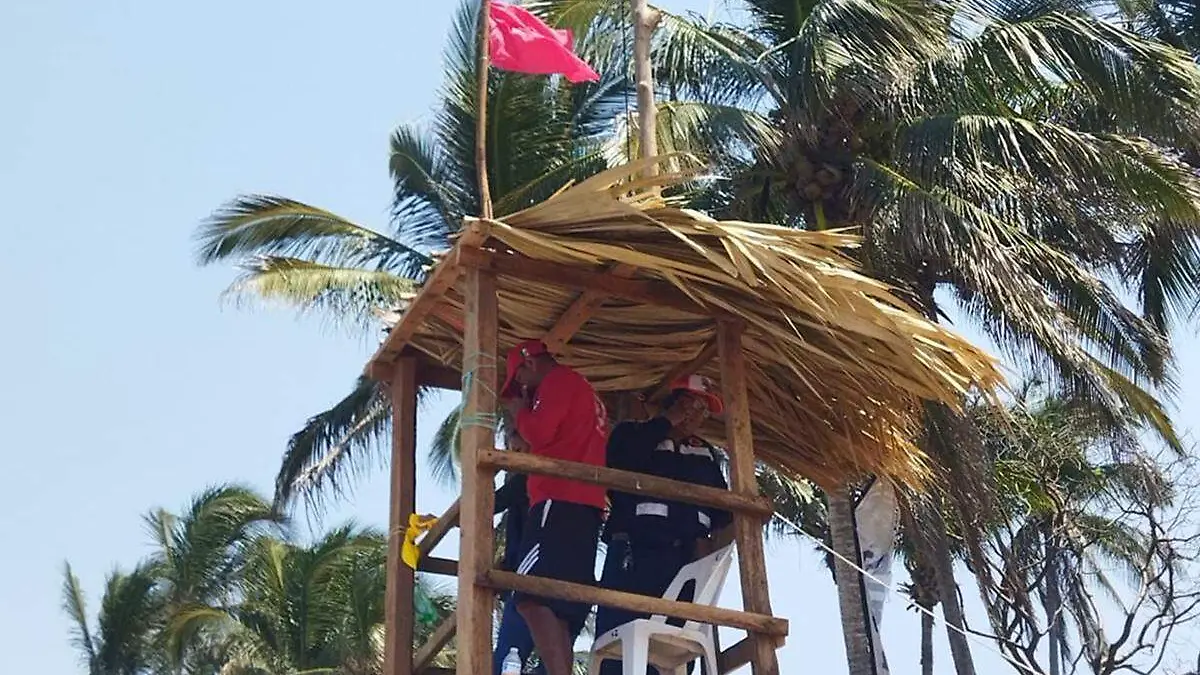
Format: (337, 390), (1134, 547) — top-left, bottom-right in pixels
(493, 427), (539, 675)
(596, 375), (733, 675)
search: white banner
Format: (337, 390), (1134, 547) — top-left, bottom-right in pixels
(855, 478), (899, 675)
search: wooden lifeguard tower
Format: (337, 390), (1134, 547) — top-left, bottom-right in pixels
(361, 159), (1002, 675)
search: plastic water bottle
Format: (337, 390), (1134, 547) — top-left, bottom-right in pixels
(501, 647), (523, 675)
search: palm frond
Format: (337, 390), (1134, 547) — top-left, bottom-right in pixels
(605, 100), (782, 167)
(61, 562), (98, 669)
(276, 376), (392, 511)
(94, 565), (161, 675)
(654, 11), (774, 107)
(899, 8), (1200, 145)
(197, 196), (432, 280)
(1126, 218), (1200, 335)
(428, 402), (462, 487)
(390, 125), (467, 252)
(224, 257), (419, 330)
(150, 485), (282, 609)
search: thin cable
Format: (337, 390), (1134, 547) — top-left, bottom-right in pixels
(773, 511), (1044, 675)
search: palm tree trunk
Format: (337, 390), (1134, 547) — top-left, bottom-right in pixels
(828, 487), (874, 675)
(1045, 528), (1063, 675)
(921, 610), (934, 675)
(925, 507), (978, 675)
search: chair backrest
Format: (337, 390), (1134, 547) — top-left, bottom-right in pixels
(650, 543), (735, 632)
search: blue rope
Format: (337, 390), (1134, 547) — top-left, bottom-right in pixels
(460, 348), (500, 430)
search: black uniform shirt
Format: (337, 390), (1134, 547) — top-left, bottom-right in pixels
(493, 472), (529, 572)
(605, 416), (732, 545)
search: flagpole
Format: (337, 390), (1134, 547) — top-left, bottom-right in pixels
(476, 0), (494, 220)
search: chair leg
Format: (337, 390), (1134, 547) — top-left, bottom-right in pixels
(621, 634), (650, 675)
(587, 652), (605, 675)
(702, 643), (719, 675)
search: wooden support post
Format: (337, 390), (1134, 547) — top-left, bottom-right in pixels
(718, 321), (780, 675)
(457, 267), (498, 675)
(384, 358), (419, 675)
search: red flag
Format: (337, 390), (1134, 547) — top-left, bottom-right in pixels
(487, 1), (600, 83)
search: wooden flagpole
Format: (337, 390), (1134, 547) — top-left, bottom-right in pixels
(477, 0), (494, 219)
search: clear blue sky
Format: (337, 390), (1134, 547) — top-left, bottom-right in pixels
(3, 1), (1199, 674)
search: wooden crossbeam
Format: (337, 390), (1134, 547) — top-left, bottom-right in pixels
(365, 223), (489, 379)
(479, 450), (773, 517)
(417, 500), (461, 558)
(417, 363), (463, 391)
(483, 570), (788, 637)
(457, 247), (724, 317)
(417, 556), (458, 577)
(413, 611), (458, 674)
(717, 636), (787, 674)
(542, 263), (638, 351)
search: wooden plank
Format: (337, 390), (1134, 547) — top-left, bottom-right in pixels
(457, 266), (499, 675)
(646, 337), (719, 401)
(417, 363), (463, 392)
(414, 611), (458, 673)
(717, 635), (786, 674)
(483, 570), (788, 637)
(718, 321), (780, 675)
(417, 500), (461, 558)
(479, 450), (773, 517)
(417, 556), (458, 577)
(384, 358), (419, 675)
(456, 246), (725, 317)
(542, 263), (638, 351)
(365, 223), (489, 377)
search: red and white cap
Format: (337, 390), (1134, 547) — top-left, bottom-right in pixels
(501, 339), (549, 398)
(669, 374), (723, 415)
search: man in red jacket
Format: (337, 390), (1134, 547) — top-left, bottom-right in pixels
(502, 339), (608, 675)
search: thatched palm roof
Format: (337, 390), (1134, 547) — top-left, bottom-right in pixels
(369, 158), (1004, 489)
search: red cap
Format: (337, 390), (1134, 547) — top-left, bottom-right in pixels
(502, 339), (549, 398)
(669, 374), (724, 415)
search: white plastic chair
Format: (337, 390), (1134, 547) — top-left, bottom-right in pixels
(588, 544), (735, 675)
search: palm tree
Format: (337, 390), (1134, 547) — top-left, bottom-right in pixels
(630, 0), (1200, 670)
(142, 485), (285, 670)
(64, 485), (458, 675)
(169, 524), (457, 675)
(194, 0), (642, 509)
(63, 563), (163, 675)
(973, 384), (1177, 675)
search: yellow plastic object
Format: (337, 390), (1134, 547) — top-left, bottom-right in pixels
(401, 513), (438, 569)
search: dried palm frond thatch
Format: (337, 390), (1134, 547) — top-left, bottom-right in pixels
(373, 156), (1005, 489)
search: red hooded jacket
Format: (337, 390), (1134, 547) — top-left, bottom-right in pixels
(515, 364), (608, 509)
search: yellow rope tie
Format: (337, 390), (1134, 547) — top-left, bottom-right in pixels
(460, 349), (499, 430)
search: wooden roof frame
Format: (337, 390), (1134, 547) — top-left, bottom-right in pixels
(371, 224), (787, 675)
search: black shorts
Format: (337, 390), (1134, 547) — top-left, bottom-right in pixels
(513, 500), (602, 628)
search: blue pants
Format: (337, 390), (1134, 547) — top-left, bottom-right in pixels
(493, 592), (586, 675)
(494, 594), (542, 675)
